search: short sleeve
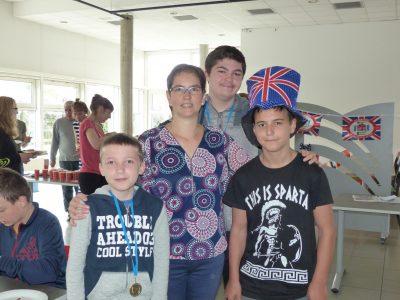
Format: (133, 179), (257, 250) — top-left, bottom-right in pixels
(310, 167), (334, 209)
(223, 172), (247, 210)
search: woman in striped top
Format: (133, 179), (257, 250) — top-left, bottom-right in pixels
(72, 99), (89, 169)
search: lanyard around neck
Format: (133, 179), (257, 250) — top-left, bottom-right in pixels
(204, 101), (235, 132)
(110, 191), (138, 278)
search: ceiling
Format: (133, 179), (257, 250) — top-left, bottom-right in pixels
(8, 0), (400, 51)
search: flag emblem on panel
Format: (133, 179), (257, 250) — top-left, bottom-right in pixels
(342, 116), (381, 141)
(298, 111), (322, 136)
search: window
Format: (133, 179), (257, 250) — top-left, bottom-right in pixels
(143, 49), (199, 133)
(43, 81), (79, 107)
(0, 78), (38, 148)
(0, 78), (34, 104)
(42, 81), (80, 153)
(133, 88), (145, 136)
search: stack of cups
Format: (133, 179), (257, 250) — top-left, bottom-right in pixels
(43, 159), (49, 180)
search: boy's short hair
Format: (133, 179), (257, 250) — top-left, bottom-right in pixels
(205, 45), (246, 75)
(0, 168), (31, 203)
(252, 106), (295, 124)
(100, 133), (144, 161)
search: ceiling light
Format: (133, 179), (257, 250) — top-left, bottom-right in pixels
(333, 1), (363, 9)
(60, 21), (68, 24)
(248, 8), (274, 15)
(173, 15), (198, 21)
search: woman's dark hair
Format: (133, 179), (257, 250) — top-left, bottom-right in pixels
(90, 94), (114, 113)
(167, 64), (206, 92)
(205, 45), (246, 75)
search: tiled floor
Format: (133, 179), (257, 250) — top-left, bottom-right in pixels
(215, 218), (400, 300)
(33, 184), (400, 300)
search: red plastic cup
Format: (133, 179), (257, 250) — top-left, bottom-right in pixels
(49, 169), (54, 180)
(42, 169), (48, 179)
(59, 171), (66, 182)
(34, 169), (40, 180)
(73, 171), (79, 181)
(43, 159), (49, 169)
(53, 170), (59, 181)
(65, 172), (72, 182)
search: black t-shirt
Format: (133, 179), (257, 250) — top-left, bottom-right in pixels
(223, 153), (333, 300)
(0, 129), (22, 173)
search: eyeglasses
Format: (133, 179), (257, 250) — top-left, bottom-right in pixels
(170, 86), (203, 96)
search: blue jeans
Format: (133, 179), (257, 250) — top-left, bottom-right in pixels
(59, 161), (79, 211)
(168, 254), (224, 300)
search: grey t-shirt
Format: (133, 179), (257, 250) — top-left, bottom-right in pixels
(200, 94), (259, 230)
(50, 117), (79, 161)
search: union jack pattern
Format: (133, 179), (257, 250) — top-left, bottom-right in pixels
(342, 116), (381, 141)
(298, 111), (322, 136)
(247, 67), (300, 109)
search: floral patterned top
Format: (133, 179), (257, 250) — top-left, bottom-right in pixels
(138, 126), (249, 260)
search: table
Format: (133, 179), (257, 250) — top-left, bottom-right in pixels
(331, 194), (400, 293)
(0, 276), (66, 299)
(25, 176), (79, 189)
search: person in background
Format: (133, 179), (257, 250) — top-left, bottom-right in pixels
(224, 66), (335, 300)
(50, 100), (80, 212)
(0, 168), (66, 288)
(15, 119), (32, 151)
(0, 96), (33, 174)
(72, 98), (89, 169)
(67, 133), (169, 299)
(78, 94), (114, 195)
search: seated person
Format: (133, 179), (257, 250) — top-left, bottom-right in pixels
(0, 168), (66, 288)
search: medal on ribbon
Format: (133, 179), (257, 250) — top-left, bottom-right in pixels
(111, 192), (141, 297)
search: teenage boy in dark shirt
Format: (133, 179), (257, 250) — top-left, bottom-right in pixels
(223, 66), (335, 300)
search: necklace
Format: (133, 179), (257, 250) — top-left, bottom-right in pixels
(110, 192), (141, 297)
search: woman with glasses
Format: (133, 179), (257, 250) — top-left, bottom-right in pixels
(68, 64), (249, 299)
(137, 64), (249, 300)
(0, 96), (33, 173)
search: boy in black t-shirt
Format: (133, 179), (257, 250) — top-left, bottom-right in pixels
(223, 66), (335, 300)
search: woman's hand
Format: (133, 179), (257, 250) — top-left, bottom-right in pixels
(19, 152), (34, 164)
(68, 193), (90, 225)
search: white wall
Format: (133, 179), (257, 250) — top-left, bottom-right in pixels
(241, 21), (400, 153)
(0, 0), (143, 86)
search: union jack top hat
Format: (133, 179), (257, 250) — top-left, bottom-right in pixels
(241, 66), (307, 147)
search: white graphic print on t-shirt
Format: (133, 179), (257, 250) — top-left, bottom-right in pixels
(241, 183), (309, 284)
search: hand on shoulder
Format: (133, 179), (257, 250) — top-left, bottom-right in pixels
(68, 193), (90, 226)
